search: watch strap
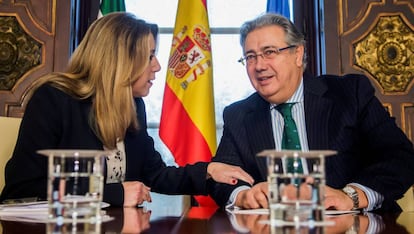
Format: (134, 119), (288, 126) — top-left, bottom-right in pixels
(342, 185), (359, 210)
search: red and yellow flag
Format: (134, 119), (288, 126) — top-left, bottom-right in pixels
(159, 0), (217, 207)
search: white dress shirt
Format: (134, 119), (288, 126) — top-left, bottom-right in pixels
(227, 78), (383, 211)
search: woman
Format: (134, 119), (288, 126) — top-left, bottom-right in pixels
(0, 12), (253, 206)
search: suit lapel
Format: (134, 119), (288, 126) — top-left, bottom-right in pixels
(240, 76), (334, 178)
(244, 95), (274, 179)
(303, 75), (333, 149)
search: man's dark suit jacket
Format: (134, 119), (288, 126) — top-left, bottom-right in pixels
(209, 73), (414, 212)
(0, 84), (208, 206)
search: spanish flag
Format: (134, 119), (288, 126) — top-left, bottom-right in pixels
(159, 0), (217, 207)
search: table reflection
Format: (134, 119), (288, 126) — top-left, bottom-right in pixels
(225, 210), (412, 234)
(0, 201), (413, 233)
(120, 207), (151, 233)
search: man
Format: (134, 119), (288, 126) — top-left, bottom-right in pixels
(208, 13), (414, 212)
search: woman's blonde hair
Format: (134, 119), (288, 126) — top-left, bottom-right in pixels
(27, 12), (158, 149)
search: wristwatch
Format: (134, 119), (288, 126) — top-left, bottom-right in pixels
(342, 185), (359, 210)
(345, 215), (360, 234)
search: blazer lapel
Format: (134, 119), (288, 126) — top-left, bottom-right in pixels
(245, 95), (275, 179)
(303, 75), (333, 150)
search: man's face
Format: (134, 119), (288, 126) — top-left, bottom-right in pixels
(243, 25), (304, 104)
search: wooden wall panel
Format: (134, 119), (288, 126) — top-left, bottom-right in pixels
(0, 0), (71, 117)
(323, 0), (414, 142)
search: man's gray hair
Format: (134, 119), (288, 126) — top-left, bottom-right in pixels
(240, 13), (307, 70)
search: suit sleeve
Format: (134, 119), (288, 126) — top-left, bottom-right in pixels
(208, 105), (253, 207)
(0, 85), (64, 201)
(347, 74), (414, 210)
(125, 98), (210, 196)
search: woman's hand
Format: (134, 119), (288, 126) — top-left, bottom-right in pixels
(121, 207), (151, 233)
(122, 181), (152, 207)
(207, 162), (254, 185)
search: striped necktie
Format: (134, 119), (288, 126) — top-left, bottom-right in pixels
(276, 103), (303, 173)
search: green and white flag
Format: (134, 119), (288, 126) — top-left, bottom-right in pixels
(99, 0), (126, 17)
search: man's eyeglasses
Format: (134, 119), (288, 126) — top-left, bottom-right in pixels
(238, 45), (297, 66)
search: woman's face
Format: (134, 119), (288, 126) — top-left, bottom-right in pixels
(132, 34), (161, 97)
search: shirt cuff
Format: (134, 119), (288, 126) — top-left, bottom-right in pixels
(226, 212), (250, 233)
(225, 185), (251, 210)
(365, 212), (385, 233)
(349, 183), (384, 211)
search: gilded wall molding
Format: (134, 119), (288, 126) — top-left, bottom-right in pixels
(13, 0), (56, 35)
(353, 14), (414, 95)
(339, 0), (385, 35)
(0, 15), (42, 90)
(383, 103), (393, 116)
(394, 0), (414, 12)
(382, 103), (393, 116)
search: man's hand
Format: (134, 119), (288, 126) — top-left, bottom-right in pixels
(325, 214), (356, 233)
(235, 182), (268, 209)
(233, 213), (269, 234)
(324, 185), (368, 210)
(279, 176), (314, 201)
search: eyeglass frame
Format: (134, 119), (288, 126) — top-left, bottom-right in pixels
(238, 45), (297, 66)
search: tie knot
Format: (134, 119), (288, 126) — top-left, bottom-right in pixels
(276, 103), (295, 118)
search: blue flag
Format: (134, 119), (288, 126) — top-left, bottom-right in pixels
(267, 0), (290, 18)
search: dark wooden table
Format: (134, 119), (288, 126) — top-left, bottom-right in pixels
(1, 193), (413, 233)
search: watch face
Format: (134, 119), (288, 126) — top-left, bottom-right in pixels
(344, 186), (356, 194)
